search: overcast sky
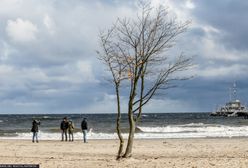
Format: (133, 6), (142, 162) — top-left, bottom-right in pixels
(0, 0), (248, 114)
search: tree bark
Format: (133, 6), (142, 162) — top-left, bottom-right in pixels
(116, 116), (124, 159)
(115, 85), (124, 159)
(124, 104), (136, 158)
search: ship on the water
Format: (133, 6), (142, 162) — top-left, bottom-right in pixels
(211, 82), (248, 117)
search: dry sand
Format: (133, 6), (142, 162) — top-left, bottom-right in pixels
(0, 138), (248, 168)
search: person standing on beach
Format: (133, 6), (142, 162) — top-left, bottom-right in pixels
(68, 120), (74, 141)
(60, 117), (69, 141)
(81, 118), (88, 143)
(31, 119), (40, 143)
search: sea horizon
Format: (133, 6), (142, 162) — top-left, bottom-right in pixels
(0, 111), (211, 115)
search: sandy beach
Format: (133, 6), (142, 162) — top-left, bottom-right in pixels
(0, 138), (248, 168)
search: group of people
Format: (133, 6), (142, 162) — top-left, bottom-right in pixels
(31, 117), (88, 143)
(60, 117), (88, 142)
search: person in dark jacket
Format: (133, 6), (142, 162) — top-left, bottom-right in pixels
(60, 117), (69, 141)
(81, 118), (88, 143)
(31, 119), (40, 143)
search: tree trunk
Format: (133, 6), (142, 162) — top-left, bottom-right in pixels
(116, 120), (124, 159)
(115, 85), (124, 159)
(123, 112), (136, 158)
(116, 111), (124, 159)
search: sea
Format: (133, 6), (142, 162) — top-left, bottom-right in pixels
(1, 113), (248, 140)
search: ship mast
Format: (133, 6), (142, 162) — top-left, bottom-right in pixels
(230, 82), (237, 101)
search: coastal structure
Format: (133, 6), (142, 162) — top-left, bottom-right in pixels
(211, 82), (248, 117)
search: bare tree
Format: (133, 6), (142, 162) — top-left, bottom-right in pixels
(97, 3), (193, 159)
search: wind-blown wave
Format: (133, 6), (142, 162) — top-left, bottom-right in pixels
(1, 124), (248, 140)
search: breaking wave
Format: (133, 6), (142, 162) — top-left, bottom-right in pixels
(1, 124), (248, 140)
(137, 124), (248, 138)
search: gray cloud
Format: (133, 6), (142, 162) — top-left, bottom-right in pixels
(0, 0), (248, 114)
(192, 1), (248, 51)
(0, 0), (137, 114)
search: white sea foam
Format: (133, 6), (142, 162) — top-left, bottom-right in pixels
(138, 125), (248, 138)
(1, 124), (248, 140)
(0, 131), (121, 140)
(180, 123), (205, 127)
(42, 116), (50, 119)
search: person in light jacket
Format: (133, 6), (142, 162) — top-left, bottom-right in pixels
(68, 120), (74, 141)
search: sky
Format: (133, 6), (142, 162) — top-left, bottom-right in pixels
(0, 0), (248, 114)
